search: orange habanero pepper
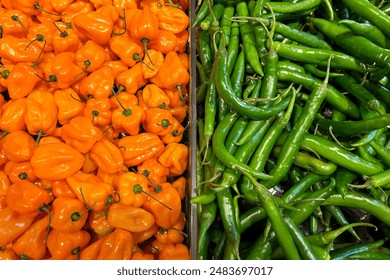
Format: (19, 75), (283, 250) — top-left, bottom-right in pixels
(157, 243), (190, 260)
(0, 206), (36, 248)
(148, 29), (178, 54)
(4, 160), (38, 183)
(0, 9), (31, 38)
(131, 250), (155, 260)
(79, 66), (115, 99)
(137, 157), (170, 185)
(115, 62), (148, 95)
(50, 179), (78, 199)
(107, 203), (155, 232)
(27, 21), (56, 53)
(88, 211), (115, 238)
(114, 0), (139, 16)
(61, 116), (103, 154)
(96, 228), (134, 260)
(160, 116), (185, 145)
(0, 35), (41, 64)
(131, 222), (159, 244)
(141, 84), (171, 109)
(51, 0), (75, 13)
(1, 130), (35, 162)
(66, 172), (116, 212)
(0, 98), (27, 133)
(83, 97), (112, 127)
(111, 99), (145, 136)
(53, 88), (85, 125)
(171, 176), (187, 200)
(108, 33), (144, 68)
(142, 107), (174, 136)
(0, 247), (19, 260)
(117, 133), (165, 167)
(74, 40), (107, 73)
(142, 181), (181, 228)
(89, 139), (124, 174)
(52, 21), (80, 54)
(50, 197), (88, 233)
(158, 142), (189, 177)
(30, 141), (84, 180)
(102, 60), (129, 78)
(141, 48), (164, 79)
(0, 170), (10, 196)
(114, 171), (150, 207)
(79, 235), (107, 260)
(12, 215), (49, 260)
(154, 211), (186, 245)
(72, 10), (114, 45)
(46, 228), (91, 260)
(157, 5), (189, 34)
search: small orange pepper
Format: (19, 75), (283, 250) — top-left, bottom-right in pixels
(53, 88), (85, 125)
(0, 9), (31, 38)
(111, 101), (145, 136)
(154, 211), (186, 244)
(157, 243), (190, 260)
(158, 143), (189, 176)
(0, 170), (10, 196)
(114, 0), (139, 16)
(132, 222), (159, 244)
(115, 62), (149, 95)
(90, 139), (124, 174)
(160, 116), (185, 145)
(52, 21), (80, 54)
(131, 250), (155, 260)
(157, 5), (189, 34)
(46, 228), (91, 260)
(50, 197), (89, 233)
(107, 203), (155, 232)
(142, 107), (174, 136)
(1, 130), (35, 162)
(61, 1), (95, 30)
(61, 116), (104, 154)
(4, 160), (37, 183)
(142, 182), (181, 228)
(171, 176), (187, 200)
(79, 66), (115, 99)
(74, 40), (107, 73)
(137, 157), (170, 185)
(27, 21), (56, 53)
(102, 60), (129, 78)
(51, 0), (75, 13)
(12, 215), (49, 260)
(82, 152), (99, 174)
(114, 171), (150, 207)
(148, 29), (178, 54)
(0, 98), (27, 133)
(0, 247), (19, 260)
(83, 97), (112, 127)
(96, 228), (134, 260)
(141, 84), (171, 109)
(30, 141), (84, 180)
(108, 33), (144, 68)
(50, 179), (78, 199)
(117, 133), (165, 167)
(88, 211), (115, 238)
(0, 35), (42, 64)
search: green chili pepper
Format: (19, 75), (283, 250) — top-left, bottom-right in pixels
(330, 239), (386, 260)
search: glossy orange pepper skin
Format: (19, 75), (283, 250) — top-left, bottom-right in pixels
(131, 222), (158, 244)
(96, 228), (134, 260)
(0, 98), (27, 133)
(141, 48), (164, 79)
(24, 90), (58, 138)
(0, 170), (10, 196)
(52, 21), (80, 54)
(0, 35), (41, 64)
(157, 5), (189, 34)
(79, 236), (106, 260)
(46, 228), (91, 260)
(0, 9), (31, 38)
(4, 161), (38, 183)
(13, 0), (46, 16)
(0, 247), (19, 260)
(61, 116), (103, 154)
(42, 52), (86, 89)
(171, 176), (187, 200)
(115, 62), (148, 95)
(90, 139), (124, 174)
(118, 133), (165, 167)
(12, 215), (49, 260)
(51, 0), (75, 13)
(107, 203), (155, 232)
(79, 66), (115, 99)
(102, 60), (128, 78)
(50, 197), (88, 233)
(150, 50), (189, 90)
(6, 180), (52, 216)
(1, 130), (35, 162)
(142, 107), (174, 136)
(155, 211), (186, 244)
(142, 182), (181, 228)
(131, 250), (155, 260)
(158, 143), (189, 176)
(88, 211), (115, 238)
(82, 152), (99, 174)
(137, 157), (170, 185)
(129, 4), (158, 45)
(111, 103), (145, 136)
(34, 0), (62, 23)
(27, 21), (56, 53)
(96, 4), (120, 24)
(148, 29), (178, 54)
(6, 62), (43, 100)
(83, 97), (112, 127)
(160, 116), (185, 145)
(108, 33), (144, 68)
(141, 84), (171, 109)
(110, 91), (139, 109)
(157, 243), (190, 260)
(66, 172), (115, 212)
(53, 88), (85, 125)
(50, 179), (78, 199)
(114, 171), (149, 207)
(75, 40), (107, 73)
(72, 11), (114, 45)
(61, 1), (95, 26)
(0, 206), (36, 247)
(30, 141), (84, 180)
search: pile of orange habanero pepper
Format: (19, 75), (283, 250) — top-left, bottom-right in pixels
(0, 0), (191, 260)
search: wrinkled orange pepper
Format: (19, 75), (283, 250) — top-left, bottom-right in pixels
(142, 181), (181, 228)
(74, 40), (107, 73)
(114, 171), (150, 207)
(27, 21), (56, 53)
(50, 179), (78, 199)
(115, 62), (149, 95)
(114, 0), (139, 16)
(117, 133), (165, 167)
(96, 228), (134, 260)
(66, 171), (116, 212)
(154, 211), (186, 244)
(46, 228), (91, 260)
(6, 180), (52, 216)
(1, 130), (35, 162)
(0, 246), (19, 260)
(157, 5), (189, 34)
(141, 84), (171, 109)
(0, 35), (41, 64)
(0, 9), (31, 38)
(108, 33), (144, 68)
(142, 107), (174, 136)
(83, 97), (112, 127)
(158, 143), (188, 176)
(157, 243), (190, 260)
(96, 3), (120, 24)
(50, 197), (88, 233)
(171, 176), (187, 200)
(79, 235), (107, 260)
(24, 90), (58, 139)
(141, 48), (164, 79)
(61, 116), (104, 154)
(132, 222), (159, 244)
(34, 0), (62, 23)
(72, 10), (114, 45)
(90, 139), (124, 174)
(148, 29), (178, 54)
(79, 66), (115, 99)
(160, 116), (185, 144)
(0, 170), (10, 196)
(51, 0), (75, 13)
(0, 206), (36, 248)
(53, 88), (85, 125)
(88, 211), (115, 238)
(102, 60), (129, 78)
(12, 215), (49, 260)
(0, 98), (28, 133)
(137, 157), (170, 185)
(52, 21), (80, 54)
(107, 203), (155, 232)
(30, 141), (84, 180)
(4, 161), (38, 183)
(111, 99), (145, 136)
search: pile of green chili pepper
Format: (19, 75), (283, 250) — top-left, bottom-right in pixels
(192, 0), (390, 260)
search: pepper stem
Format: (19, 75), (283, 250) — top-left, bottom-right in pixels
(33, 2), (62, 17)
(11, 15), (29, 34)
(133, 184), (172, 211)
